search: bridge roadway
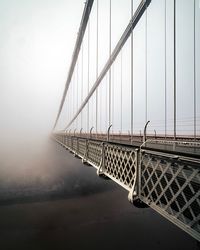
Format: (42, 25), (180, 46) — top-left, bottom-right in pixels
(64, 133), (200, 158)
(53, 132), (200, 242)
(118, 139), (200, 158)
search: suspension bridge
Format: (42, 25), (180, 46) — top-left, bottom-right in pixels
(52, 0), (200, 242)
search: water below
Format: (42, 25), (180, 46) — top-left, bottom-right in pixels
(0, 137), (198, 250)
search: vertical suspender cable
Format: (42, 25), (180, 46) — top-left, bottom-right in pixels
(71, 83), (74, 122)
(67, 94), (69, 128)
(194, 0), (196, 140)
(174, 0), (176, 140)
(99, 82), (101, 134)
(87, 19), (90, 134)
(76, 60), (79, 129)
(72, 74), (75, 128)
(53, 0), (94, 130)
(99, 7), (101, 134)
(81, 43), (83, 129)
(131, 0), (134, 142)
(96, 0), (99, 135)
(71, 88), (72, 125)
(74, 69), (76, 129)
(105, 75), (108, 130)
(66, 89), (69, 127)
(69, 86), (71, 123)
(74, 72), (76, 128)
(71, 76), (72, 128)
(74, 76), (76, 127)
(71, 84), (73, 124)
(65, 0), (152, 131)
(109, 0), (112, 127)
(112, 63), (114, 133)
(164, 0), (167, 139)
(145, 3), (148, 124)
(71, 76), (73, 122)
(66, 94), (68, 127)
(121, 51), (123, 133)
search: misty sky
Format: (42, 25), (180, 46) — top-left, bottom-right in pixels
(56, 0), (200, 137)
(0, 0), (84, 143)
(0, 0), (200, 142)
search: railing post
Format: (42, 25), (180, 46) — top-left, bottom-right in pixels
(143, 120), (150, 143)
(73, 129), (77, 153)
(64, 130), (68, 146)
(107, 124), (112, 142)
(154, 129), (157, 139)
(80, 128), (83, 137)
(140, 130), (142, 141)
(69, 129), (71, 147)
(128, 149), (139, 203)
(76, 137), (79, 156)
(82, 139), (88, 164)
(68, 129), (71, 148)
(69, 129), (72, 150)
(90, 126), (94, 139)
(128, 130), (130, 143)
(66, 130), (69, 147)
(97, 142), (105, 176)
(137, 148), (142, 199)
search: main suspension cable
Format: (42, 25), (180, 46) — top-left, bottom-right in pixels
(65, 0), (152, 130)
(53, 0), (94, 130)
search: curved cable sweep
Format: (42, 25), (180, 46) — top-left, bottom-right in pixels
(65, 0), (152, 130)
(53, 0), (94, 130)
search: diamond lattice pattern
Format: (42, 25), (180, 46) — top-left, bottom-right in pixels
(140, 151), (200, 234)
(104, 144), (137, 189)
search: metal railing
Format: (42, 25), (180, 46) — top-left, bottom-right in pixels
(52, 133), (200, 242)
(139, 149), (200, 241)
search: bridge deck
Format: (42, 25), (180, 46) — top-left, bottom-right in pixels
(53, 132), (200, 242)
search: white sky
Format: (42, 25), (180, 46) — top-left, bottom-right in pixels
(0, 0), (199, 143)
(57, 0), (200, 136)
(0, 0), (84, 142)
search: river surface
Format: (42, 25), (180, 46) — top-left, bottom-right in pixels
(0, 138), (198, 250)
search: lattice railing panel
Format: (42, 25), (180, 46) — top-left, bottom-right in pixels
(68, 136), (72, 149)
(65, 136), (68, 147)
(140, 150), (200, 239)
(78, 138), (87, 157)
(52, 133), (200, 241)
(104, 144), (137, 190)
(87, 141), (102, 166)
(72, 137), (78, 152)
(65, 136), (69, 147)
